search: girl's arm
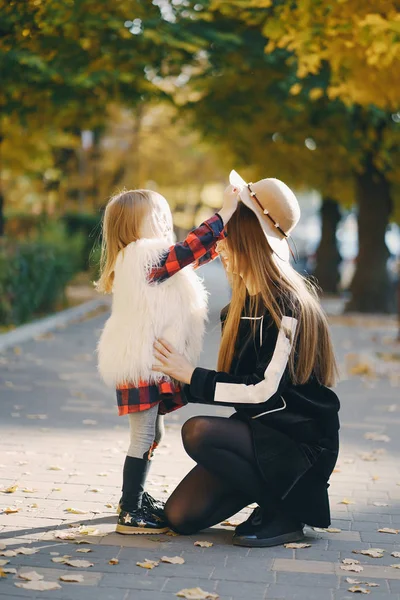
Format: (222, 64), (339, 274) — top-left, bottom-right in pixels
(148, 185), (238, 284)
(148, 214), (225, 284)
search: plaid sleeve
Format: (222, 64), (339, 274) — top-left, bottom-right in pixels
(148, 214), (226, 283)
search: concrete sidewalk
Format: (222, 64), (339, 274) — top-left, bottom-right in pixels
(0, 261), (400, 600)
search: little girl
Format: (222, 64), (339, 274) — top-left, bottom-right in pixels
(96, 187), (238, 534)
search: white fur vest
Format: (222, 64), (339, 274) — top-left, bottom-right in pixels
(97, 238), (208, 388)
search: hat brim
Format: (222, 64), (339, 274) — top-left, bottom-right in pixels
(229, 170), (290, 262)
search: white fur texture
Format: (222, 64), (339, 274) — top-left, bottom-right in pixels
(97, 238), (208, 387)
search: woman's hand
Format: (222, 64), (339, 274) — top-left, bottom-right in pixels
(153, 339), (195, 384)
(218, 185), (239, 225)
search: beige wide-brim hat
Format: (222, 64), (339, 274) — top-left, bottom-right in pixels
(229, 170), (301, 262)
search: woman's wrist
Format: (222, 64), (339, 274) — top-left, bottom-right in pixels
(218, 207), (235, 225)
(183, 366), (195, 385)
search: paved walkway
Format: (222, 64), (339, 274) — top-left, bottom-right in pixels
(0, 262), (399, 600)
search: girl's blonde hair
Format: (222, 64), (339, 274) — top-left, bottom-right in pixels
(96, 189), (173, 294)
(217, 202), (338, 387)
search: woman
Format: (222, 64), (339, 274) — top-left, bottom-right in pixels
(153, 171), (340, 547)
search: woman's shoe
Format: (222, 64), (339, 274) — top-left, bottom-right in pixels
(233, 507), (304, 547)
(116, 506), (169, 535)
(116, 492), (165, 516)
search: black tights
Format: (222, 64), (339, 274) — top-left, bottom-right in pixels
(165, 416), (278, 535)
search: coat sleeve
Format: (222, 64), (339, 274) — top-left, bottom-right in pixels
(148, 214), (225, 284)
(185, 316), (298, 411)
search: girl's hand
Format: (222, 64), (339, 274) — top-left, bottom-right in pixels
(218, 185), (239, 224)
(153, 339), (195, 384)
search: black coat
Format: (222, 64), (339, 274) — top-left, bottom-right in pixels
(184, 301), (340, 527)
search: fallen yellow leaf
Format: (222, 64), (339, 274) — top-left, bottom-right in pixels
(348, 586), (370, 594)
(15, 581), (61, 591)
(18, 571), (44, 581)
(378, 528), (399, 534)
(60, 574), (84, 583)
(108, 558), (119, 565)
(194, 541), (213, 548)
(3, 507), (20, 514)
(137, 559), (159, 569)
(284, 543), (311, 549)
(176, 588), (219, 600)
(161, 556), (185, 564)
(64, 559), (94, 568)
(65, 508), (87, 515)
(1, 485), (18, 494)
(341, 564), (364, 573)
(339, 498), (355, 505)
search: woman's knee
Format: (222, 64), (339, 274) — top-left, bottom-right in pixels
(181, 416), (214, 458)
(164, 501), (198, 536)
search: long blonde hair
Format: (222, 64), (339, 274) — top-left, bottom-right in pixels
(96, 189), (173, 294)
(217, 203), (338, 387)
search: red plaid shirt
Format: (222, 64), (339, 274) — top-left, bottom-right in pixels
(116, 214), (225, 416)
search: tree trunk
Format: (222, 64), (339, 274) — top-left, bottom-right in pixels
(346, 158), (394, 313)
(314, 197), (342, 294)
(0, 134), (4, 236)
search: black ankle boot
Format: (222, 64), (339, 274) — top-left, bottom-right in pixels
(117, 491), (165, 517)
(233, 507), (304, 547)
(116, 505), (169, 535)
(120, 455), (150, 513)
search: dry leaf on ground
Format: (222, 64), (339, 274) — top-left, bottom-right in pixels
(339, 498), (355, 505)
(161, 556), (185, 564)
(221, 520), (241, 527)
(15, 581), (61, 591)
(22, 488), (35, 493)
(364, 432), (391, 443)
(2, 507), (20, 514)
(65, 559), (94, 568)
(15, 547), (40, 555)
(345, 578), (379, 587)
(2, 568), (17, 574)
(0, 569), (7, 578)
(284, 543), (311, 549)
(358, 549), (385, 558)
(390, 564), (400, 569)
(65, 508), (87, 515)
(18, 571), (44, 581)
(194, 541), (213, 548)
(52, 555), (71, 564)
(76, 548), (92, 553)
(0, 560), (9, 566)
(108, 558), (119, 565)
(1, 485), (18, 494)
(0, 550), (16, 557)
(378, 528), (399, 534)
(391, 552), (400, 558)
(176, 588), (219, 600)
(372, 502), (389, 507)
(47, 466), (64, 471)
(88, 488), (102, 493)
(341, 564), (364, 573)
(314, 527), (341, 533)
(137, 559), (159, 569)
(60, 574), (84, 583)
(348, 586), (370, 594)
(343, 559), (360, 565)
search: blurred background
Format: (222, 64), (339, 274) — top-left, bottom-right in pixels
(1, 0), (399, 330)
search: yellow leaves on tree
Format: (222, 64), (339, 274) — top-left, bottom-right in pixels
(212, 0), (400, 110)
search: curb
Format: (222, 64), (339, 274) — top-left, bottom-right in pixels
(0, 297), (110, 353)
